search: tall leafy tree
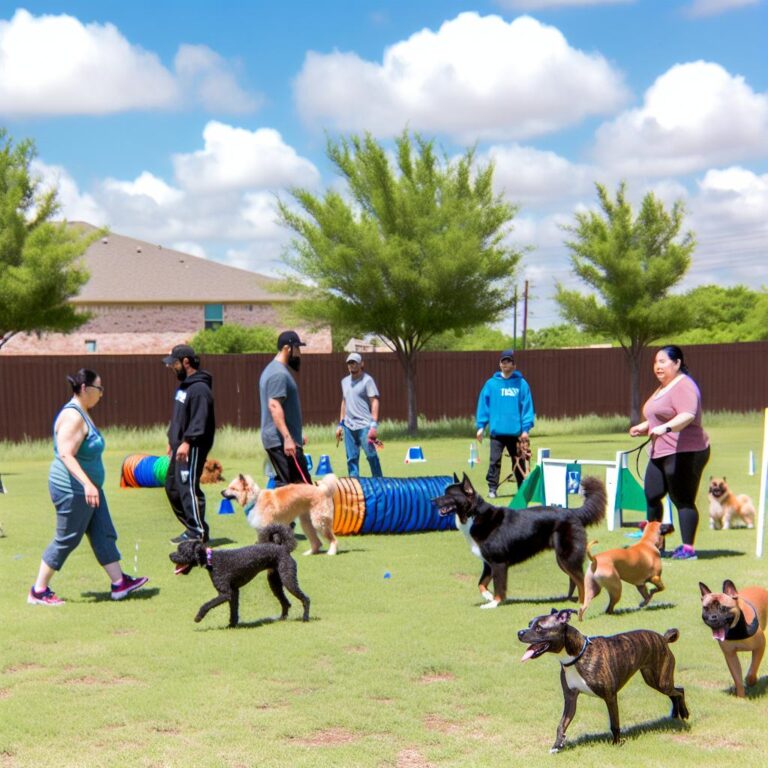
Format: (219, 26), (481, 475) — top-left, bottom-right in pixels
(279, 131), (521, 433)
(0, 130), (94, 350)
(556, 182), (695, 423)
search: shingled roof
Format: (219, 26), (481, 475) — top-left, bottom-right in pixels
(70, 223), (288, 304)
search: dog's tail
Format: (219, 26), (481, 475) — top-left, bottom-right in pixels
(258, 523), (298, 552)
(586, 540), (599, 563)
(663, 628), (680, 644)
(570, 476), (607, 528)
(317, 473), (337, 497)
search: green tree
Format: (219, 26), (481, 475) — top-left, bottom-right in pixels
(0, 130), (94, 349)
(190, 323), (278, 353)
(526, 323), (611, 350)
(423, 323), (515, 351)
(556, 182), (695, 423)
(279, 131), (521, 433)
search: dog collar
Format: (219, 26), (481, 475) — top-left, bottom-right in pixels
(206, 548), (213, 569)
(725, 599), (760, 641)
(243, 500), (255, 517)
(561, 636), (592, 667)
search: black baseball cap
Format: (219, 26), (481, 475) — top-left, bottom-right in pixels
(162, 344), (197, 364)
(499, 349), (515, 362)
(277, 330), (306, 350)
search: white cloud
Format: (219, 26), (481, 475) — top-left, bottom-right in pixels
(486, 144), (596, 207)
(32, 160), (107, 224)
(295, 12), (628, 141)
(593, 61), (768, 176)
(171, 241), (208, 259)
(175, 44), (260, 113)
(0, 9), (258, 116)
(172, 121), (320, 193)
(684, 0), (759, 18)
(103, 172), (183, 206)
(496, 0), (633, 9)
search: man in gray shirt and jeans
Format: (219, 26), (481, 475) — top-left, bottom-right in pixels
(259, 330), (311, 486)
(335, 352), (383, 478)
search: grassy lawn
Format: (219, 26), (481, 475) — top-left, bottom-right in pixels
(1, 413), (766, 767)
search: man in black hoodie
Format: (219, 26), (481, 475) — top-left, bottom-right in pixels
(163, 344), (215, 543)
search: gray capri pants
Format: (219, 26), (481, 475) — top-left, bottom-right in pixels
(43, 483), (121, 570)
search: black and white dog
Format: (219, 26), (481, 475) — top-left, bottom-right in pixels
(434, 473), (606, 609)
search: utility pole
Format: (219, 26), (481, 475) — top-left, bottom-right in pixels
(512, 285), (518, 349)
(522, 279), (529, 350)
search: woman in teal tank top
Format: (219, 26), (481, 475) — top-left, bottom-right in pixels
(28, 369), (149, 606)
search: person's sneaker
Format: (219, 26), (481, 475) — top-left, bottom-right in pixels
(28, 586), (65, 606)
(170, 531), (195, 544)
(111, 574), (149, 600)
(671, 544), (697, 561)
(487, 490), (497, 499)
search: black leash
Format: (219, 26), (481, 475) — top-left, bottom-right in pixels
(621, 436), (653, 479)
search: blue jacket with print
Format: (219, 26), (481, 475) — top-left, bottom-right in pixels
(475, 370), (535, 437)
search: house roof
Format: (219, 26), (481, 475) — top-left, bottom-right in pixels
(70, 223), (289, 304)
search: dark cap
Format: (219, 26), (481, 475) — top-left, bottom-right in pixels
(499, 349), (515, 362)
(277, 330), (306, 350)
(162, 344), (196, 365)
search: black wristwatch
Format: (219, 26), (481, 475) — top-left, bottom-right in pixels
(665, 426), (672, 433)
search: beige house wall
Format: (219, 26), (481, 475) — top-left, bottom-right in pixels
(3, 303), (332, 354)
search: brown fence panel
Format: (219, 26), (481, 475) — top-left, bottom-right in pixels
(1, 341), (766, 442)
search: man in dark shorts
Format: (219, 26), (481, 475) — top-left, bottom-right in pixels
(259, 331), (311, 486)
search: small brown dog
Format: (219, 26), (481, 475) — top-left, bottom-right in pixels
(200, 458), (225, 484)
(700, 580), (768, 697)
(708, 477), (755, 529)
(580, 521), (674, 619)
(222, 473), (338, 556)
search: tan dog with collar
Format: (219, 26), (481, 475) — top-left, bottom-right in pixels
(708, 477), (755, 529)
(700, 580), (768, 697)
(579, 521), (674, 619)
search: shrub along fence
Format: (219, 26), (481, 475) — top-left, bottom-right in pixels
(1, 341), (766, 442)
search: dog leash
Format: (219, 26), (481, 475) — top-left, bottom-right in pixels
(292, 453), (312, 484)
(621, 436), (653, 479)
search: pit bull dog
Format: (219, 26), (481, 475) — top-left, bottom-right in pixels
(699, 580), (768, 697)
(518, 608), (688, 751)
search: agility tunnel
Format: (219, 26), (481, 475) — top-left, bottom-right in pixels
(120, 454), (170, 488)
(332, 476), (456, 535)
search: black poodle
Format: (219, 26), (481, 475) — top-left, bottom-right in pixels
(169, 523), (310, 627)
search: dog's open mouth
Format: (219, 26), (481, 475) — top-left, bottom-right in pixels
(710, 626), (727, 642)
(521, 642), (550, 662)
(174, 563), (192, 575)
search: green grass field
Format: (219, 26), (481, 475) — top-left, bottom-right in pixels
(1, 414), (766, 767)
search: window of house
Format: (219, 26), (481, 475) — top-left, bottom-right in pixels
(85, 339), (97, 353)
(204, 304), (224, 330)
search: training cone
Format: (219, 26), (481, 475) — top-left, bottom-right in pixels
(404, 446), (426, 464)
(316, 454), (333, 476)
(305, 454), (314, 472)
(218, 497), (234, 515)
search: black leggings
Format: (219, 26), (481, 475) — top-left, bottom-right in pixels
(644, 446), (710, 546)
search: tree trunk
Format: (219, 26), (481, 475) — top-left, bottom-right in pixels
(628, 349), (642, 425)
(397, 349), (419, 435)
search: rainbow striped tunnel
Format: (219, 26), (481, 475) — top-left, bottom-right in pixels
(332, 476), (456, 535)
(120, 454), (170, 488)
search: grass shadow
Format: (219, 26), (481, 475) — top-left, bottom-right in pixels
(691, 549), (745, 560)
(503, 594), (580, 607)
(80, 586), (160, 603)
(563, 714), (690, 750)
(610, 601), (677, 616)
(204, 537), (237, 548)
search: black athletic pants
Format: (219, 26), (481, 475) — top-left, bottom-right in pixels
(486, 434), (525, 492)
(165, 445), (210, 540)
(644, 446), (710, 546)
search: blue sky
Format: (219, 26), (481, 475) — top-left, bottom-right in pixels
(1, 0), (766, 331)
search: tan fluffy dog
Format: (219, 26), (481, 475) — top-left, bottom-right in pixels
(580, 521), (674, 619)
(222, 473), (338, 555)
(700, 580), (768, 697)
(708, 477), (755, 530)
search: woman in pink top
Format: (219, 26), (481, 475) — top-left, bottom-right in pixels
(629, 345), (710, 560)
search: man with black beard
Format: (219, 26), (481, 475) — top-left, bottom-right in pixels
(163, 344), (215, 543)
(259, 331), (311, 487)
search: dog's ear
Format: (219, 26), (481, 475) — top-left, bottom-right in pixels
(453, 472), (460, 483)
(699, 582), (712, 597)
(238, 473), (246, 484)
(723, 579), (738, 597)
(555, 609), (576, 624)
(461, 473), (475, 496)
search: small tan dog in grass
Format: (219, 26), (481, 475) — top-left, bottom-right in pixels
(708, 477), (755, 530)
(221, 473), (338, 555)
(579, 521), (675, 619)
(700, 580), (768, 697)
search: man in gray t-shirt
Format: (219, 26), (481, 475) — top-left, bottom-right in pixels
(335, 352), (383, 478)
(259, 331), (311, 486)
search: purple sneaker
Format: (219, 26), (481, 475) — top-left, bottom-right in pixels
(28, 586), (65, 605)
(111, 574), (149, 600)
(671, 544), (697, 561)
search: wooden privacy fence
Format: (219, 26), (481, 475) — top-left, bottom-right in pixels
(1, 341), (766, 442)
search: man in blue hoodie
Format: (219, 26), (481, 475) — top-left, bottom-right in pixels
(475, 349), (535, 499)
(163, 344), (215, 543)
